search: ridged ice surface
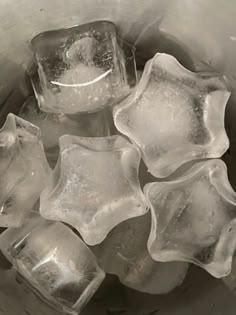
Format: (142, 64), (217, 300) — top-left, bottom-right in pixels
(114, 53), (230, 178)
(31, 21), (136, 114)
(145, 159), (236, 278)
(40, 135), (148, 245)
(0, 114), (49, 227)
(19, 96), (113, 167)
(0, 213), (105, 314)
(92, 213), (189, 294)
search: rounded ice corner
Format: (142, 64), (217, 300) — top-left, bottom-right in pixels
(143, 182), (158, 198)
(143, 133), (229, 178)
(151, 52), (180, 68)
(147, 163), (177, 179)
(79, 225), (110, 247)
(204, 259), (233, 279)
(4, 113), (17, 127)
(205, 222), (236, 279)
(80, 195), (149, 247)
(4, 113), (43, 142)
(218, 134), (230, 154)
(0, 115), (17, 143)
(151, 52), (195, 78)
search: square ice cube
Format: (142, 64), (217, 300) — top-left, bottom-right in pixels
(31, 21), (136, 114)
(0, 114), (50, 227)
(40, 135), (148, 246)
(144, 159), (236, 278)
(114, 53), (230, 178)
(0, 213), (105, 314)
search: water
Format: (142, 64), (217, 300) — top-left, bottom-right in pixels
(40, 135), (148, 246)
(92, 213), (189, 294)
(114, 53), (230, 178)
(0, 114), (49, 227)
(144, 159), (236, 278)
(0, 213), (105, 314)
(31, 21), (136, 114)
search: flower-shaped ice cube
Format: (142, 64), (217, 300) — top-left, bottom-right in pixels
(144, 159), (236, 278)
(40, 135), (148, 245)
(0, 213), (105, 314)
(31, 21), (136, 114)
(92, 213), (189, 294)
(0, 114), (50, 227)
(114, 53), (230, 178)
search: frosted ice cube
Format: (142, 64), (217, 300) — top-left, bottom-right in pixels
(40, 135), (148, 246)
(144, 159), (236, 278)
(19, 96), (113, 167)
(0, 114), (49, 227)
(0, 213), (105, 314)
(114, 53), (230, 178)
(31, 21), (136, 114)
(92, 213), (188, 294)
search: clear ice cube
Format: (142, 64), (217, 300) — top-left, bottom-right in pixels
(31, 21), (136, 114)
(0, 213), (105, 314)
(92, 213), (189, 294)
(114, 53), (230, 178)
(19, 96), (113, 167)
(40, 135), (148, 246)
(144, 159), (236, 278)
(0, 114), (49, 227)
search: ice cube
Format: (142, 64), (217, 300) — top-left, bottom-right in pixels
(31, 21), (136, 114)
(114, 53), (230, 178)
(144, 159), (236, 278)
(0, 213), (105, 314)
(19, 96), (113, 167)
(92, 213), (188, 294)
(0, 114), (50, 227)
(40, 135), (148, 246)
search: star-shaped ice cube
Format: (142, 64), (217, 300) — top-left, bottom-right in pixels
(114, 53), (230, 178)
(40, 135), (148, 245)
(144, 159), (236, 278)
